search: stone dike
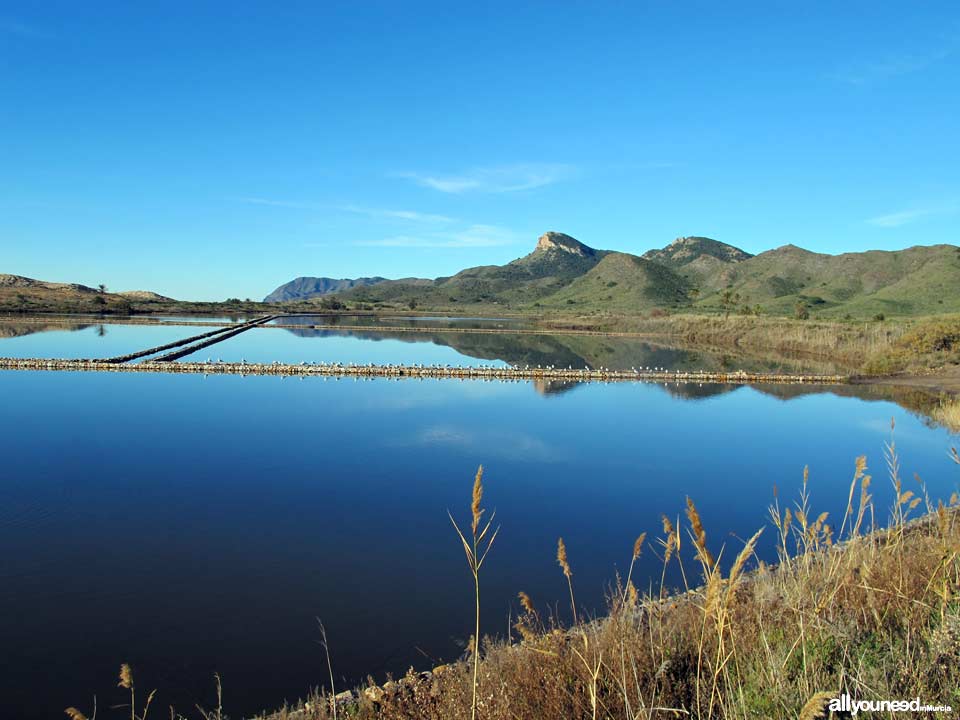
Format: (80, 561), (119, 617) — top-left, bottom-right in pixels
(0, 357), (848, 385)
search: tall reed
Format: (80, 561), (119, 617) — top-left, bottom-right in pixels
(449, 466), (499, 720)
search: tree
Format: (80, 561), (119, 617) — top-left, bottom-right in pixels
(408, 297), (418, 310)
(719, 289), (741, 319)
(98, 284), (107, 294)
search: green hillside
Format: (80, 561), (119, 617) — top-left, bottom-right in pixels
(282, 232), (960, 320)
(539, 252), (692, 310)
(693, 244), (960, 317)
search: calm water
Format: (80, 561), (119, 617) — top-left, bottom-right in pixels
(1, 318), (846, 374)
(178, 325), (845, 374)
(268, 315), (534, 330)
(1, 367), (958, 719)
(176, 327), (512, 367)
(0, 321), (213, 360)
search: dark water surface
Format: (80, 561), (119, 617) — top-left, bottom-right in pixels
(1, 368), (958, 719)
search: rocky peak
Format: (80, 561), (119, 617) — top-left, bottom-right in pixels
(643, 236), (752, 267)
(535, 232), (596, 257)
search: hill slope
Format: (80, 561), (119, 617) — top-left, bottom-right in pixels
(691, 244), (960, 316)
(540, 252), (692, 310)
(264, 276), (388, 302)
(0, 274), (171, 312)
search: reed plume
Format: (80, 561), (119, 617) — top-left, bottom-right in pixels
(515, 592), (540, 642)
(557, 537), (578, 625)
(685, 497), (714, 575)
(118, 664), (134, 690)
(798, 692), (835, 720)
(621, 532), (646, 605)
(116, 663), (155, 720)
(449, 465), (499, 720)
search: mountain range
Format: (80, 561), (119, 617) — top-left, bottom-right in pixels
(266, 233), (960, 318)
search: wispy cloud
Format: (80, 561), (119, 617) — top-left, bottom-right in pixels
(341, 205), (455, 224)
(356, 224), (519, 248)
(831, 42), (956, 85)
(867, 203), (956, 228)
(0, 19), (51, 39)
(396, 163), (575, 194)
(240, 198), (456, 224)
(867, 208), (934, 228)
(241, 197), (521, 249)
(240, 197), (318, 209)
(390, 424), (565, 462)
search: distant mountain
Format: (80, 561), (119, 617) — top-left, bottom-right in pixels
(264, 276), (388, 303)
(432, 232), (610, 304)
(262, 231), (960, 318)
(642, 236), (753, 267)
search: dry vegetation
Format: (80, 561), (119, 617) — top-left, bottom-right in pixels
(932, 396), (960, 434)
(541, 313), (905, 369)
(68, 431), (960, 720)
(540, 313), (960, 377)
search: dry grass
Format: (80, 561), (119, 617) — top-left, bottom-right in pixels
(932, 396), (960, 434)
(540, 313), (912, 371)
(258, 446), (960, 720)
(72, 448), (960, 720)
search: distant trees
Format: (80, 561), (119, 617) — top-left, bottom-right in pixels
(408, 298), (418, 310)
(319, 296), (345, 310)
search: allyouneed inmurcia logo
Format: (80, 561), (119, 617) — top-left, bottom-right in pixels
(829, 693), (953, 715)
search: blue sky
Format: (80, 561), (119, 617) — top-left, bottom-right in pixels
(2, 2), (958, 300)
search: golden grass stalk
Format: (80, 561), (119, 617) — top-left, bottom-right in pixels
(557, 537), (578, 625)
(449, 465), (499, 720)
(685, 497), (715, 576)
(515, 592), (541, 642)
(64, 709), (88, 720)
(798, 691), (836, 720)
(621, 532), (646, 605)
(118, 664), (133, 690)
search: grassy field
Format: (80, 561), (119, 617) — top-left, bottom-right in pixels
(67, 444), (960, 720)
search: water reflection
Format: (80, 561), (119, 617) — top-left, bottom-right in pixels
(0, 371), (956, 719)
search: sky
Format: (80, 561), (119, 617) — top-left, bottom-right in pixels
(1, 2), (958, 300)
